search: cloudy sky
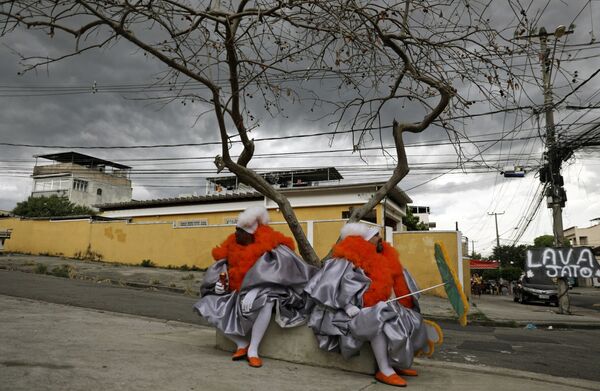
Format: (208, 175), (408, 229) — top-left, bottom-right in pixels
(1, 1), (599, 256)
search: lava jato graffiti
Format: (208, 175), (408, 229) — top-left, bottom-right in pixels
(526, 247), (600, 278)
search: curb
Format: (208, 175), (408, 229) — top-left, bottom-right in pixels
(423, 314), (600, 330)
(107, 279), (198, 296)
(418, 359), (600, 390)
(73, 273), (199, 296)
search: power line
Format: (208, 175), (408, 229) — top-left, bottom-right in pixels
(0, 130), (545, 150)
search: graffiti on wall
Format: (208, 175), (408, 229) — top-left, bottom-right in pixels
(526, 247), (600, 278)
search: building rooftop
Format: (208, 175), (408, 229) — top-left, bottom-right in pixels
(98, 181), (412, 212)
(98, 191), (264, 211)
(36, 152), (131, 170)
(206, 167), (343, 189)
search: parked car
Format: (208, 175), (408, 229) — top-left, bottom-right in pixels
(513, 273), (558, 306)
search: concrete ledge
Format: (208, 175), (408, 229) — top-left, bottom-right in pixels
(216, 319), (377, 375)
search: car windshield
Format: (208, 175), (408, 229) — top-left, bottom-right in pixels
(523, 270), (556, 286)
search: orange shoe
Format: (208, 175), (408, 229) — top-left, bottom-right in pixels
(231, 347), (248, 361)
(247, 356), (263, 368)
(375, 371), (407, 387)
(396, 368), (418, 377)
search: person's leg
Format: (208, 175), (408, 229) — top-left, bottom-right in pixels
(371, 333), (407, 386)
(225, 333), (250, 360)
(247, 301), (274, 358)
(371, 332), (395, 376)
(225, 333), (249, 349)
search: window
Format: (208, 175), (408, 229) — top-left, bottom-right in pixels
(73, 179), (88, 192)
(34, 177), (70, 192)
(342, 208), (376, 224)
(177, 220), (208, 227)
(96, 188), (103, 196)
(580, 236), (589, 245)
(224, 217), (238, 225)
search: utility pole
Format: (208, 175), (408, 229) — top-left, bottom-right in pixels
(538, 25), (572, 314)
(539, 27), (566, 247)
(488, 212), (505, 249)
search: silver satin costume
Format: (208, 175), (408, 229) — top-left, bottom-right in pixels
(194, 245), (316, 336)
(304, 258), (428, 369)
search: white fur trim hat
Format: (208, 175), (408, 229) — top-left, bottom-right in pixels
(340, 223), (380, 241)
(236, 206), (270, 234)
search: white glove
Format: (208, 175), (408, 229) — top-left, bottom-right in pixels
(345, 304), (360, 318)
(241, 288), (260, 313)
(214, 281), (226, 295)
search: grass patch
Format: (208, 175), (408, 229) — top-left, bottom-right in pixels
(140, 259), (156, 268)
(163, 264), (205, 271)
(183, 285), (197, 296)
(467, 311), (491, 322)
(34, 263), (48, 274)
(178, 264), (202, 271)
(74, 245), (103, 262)
(50, 265), (73, 278)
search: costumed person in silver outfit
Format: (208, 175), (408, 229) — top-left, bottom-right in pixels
(305, 223), (432, 387)
(194, 206), (315, 368)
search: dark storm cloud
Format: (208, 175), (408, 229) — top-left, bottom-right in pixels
(0, 26), (223, 208)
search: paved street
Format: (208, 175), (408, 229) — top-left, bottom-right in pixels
(2, 269), (600, 382)
(1, 294), (598, 391)
(0, 269), (204, 326)
(466, 290), (600, 327)
(438, 321), (600, 381)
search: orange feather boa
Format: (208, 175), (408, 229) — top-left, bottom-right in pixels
(332, 236), (413, 308)
(212, 224), (295, 292)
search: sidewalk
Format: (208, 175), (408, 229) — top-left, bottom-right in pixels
(2, 253), (600, 328)
(1, 294), (598, 391)
(0, 253), (202, 295)
(465, 292), (600, 328)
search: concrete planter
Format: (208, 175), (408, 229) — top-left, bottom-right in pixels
(216, 319), (377, 374)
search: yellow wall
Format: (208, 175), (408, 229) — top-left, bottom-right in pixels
(129, 205), (350, 225)
(286, 205), (349, 221)
(393, 231), (468, 299)
(0, 217), (306, 268)
(462, 255), (471, 299)
(0, 218), (90, 258)
(1, 214), (465, 298)
(312, 220), (346, 259)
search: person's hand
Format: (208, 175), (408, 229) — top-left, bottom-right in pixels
(241, 288), (260, 313)
(215, 281), (226, 295)
(345, 304), (360, 318)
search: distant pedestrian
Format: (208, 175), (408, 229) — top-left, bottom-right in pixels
(471, 273), (483, 297)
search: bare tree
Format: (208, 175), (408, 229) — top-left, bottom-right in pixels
(0, 1), (524, 265)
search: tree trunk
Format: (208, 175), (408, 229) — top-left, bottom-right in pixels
(223, 161), (321, 266)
